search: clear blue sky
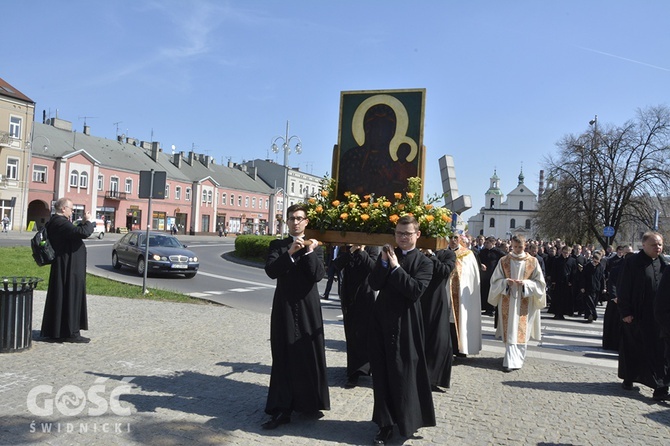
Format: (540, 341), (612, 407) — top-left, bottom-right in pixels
(7, 1), (669, 219)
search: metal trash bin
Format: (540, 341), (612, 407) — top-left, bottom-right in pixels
(0, 277), (41, 353)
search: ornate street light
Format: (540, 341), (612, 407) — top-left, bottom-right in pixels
(271, 121), (302, 236)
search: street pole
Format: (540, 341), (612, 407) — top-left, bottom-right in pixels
(271, 121), (302, 236)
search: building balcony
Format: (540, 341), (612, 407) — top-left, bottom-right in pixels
(105, 190), (127, 200)
(0, 131), (10, 147)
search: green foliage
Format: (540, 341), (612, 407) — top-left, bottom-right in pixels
(234, 234), (275, 260)
(0, 247), (202, 304)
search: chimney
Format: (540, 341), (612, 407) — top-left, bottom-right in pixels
(173, 152), (182, 169)
(538, 170), (545, 197)
(187, 151), (195, 165)
(140, 141), (152, 150)
(228, 160), (235, 168)
(83, 125), (90, 136)
(126, 137), (136, 145)
(117, 135), (124, 142)
(247, 165), (257, 180)
(151, 141), (159, 161)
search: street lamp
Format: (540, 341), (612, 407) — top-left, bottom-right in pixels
(271, 120), (302, 236)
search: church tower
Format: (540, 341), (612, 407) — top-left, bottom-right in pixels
(485, 170), (503, 209)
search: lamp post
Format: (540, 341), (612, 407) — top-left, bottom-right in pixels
(271, 121), (302, 236)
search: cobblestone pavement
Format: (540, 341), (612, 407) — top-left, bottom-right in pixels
(1, 291), (669, 446)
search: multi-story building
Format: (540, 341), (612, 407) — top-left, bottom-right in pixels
(0, 78), (35, 231)
(467, 169), (539, 239)
(27, 118), (275, 235)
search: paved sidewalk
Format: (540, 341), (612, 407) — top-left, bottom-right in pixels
(1, 291), (670, 445)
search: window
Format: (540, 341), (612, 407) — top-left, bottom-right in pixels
(510, 218), (516, 228)
(98, 175), (104, 191)
(489, 218), (495, 228)
(207, 191), (213, 203)
(6, 158), (19, 180)
(245, 197), (249, 208)
(489, 198), (495, 208)
(165, 185), (170, 199)
(70, 170), (79, 187)
(110, 177), (119, 192)
(176, 186), (181, 200)
(238, 196), (242, 206)
(230, 194), (235, 206)
(519, 201), (524, 210)
(265, 198), (269, 209)
(525, 219), (531, 229)
(291, 181), (295, 193)
(185, 188), (191, 201)
(125, 178), (133, 194)
(221, 193), (226, 205)
(33, 165), (47, 183)
(202, 190), (207, 203)
(79, 171), (88, 189)
(9, 116), (21, 139)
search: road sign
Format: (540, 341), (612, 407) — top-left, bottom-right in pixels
(603, 226), (615, 237)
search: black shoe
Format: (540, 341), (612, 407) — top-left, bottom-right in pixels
(622, 381), (635, 391)
(63, 335), (90, 344)
(262, 412), (291, 430)
(431, 384), (446, 393)
(653, 388), (670, 401)
(345, 374), (359, 388)
(586, 314), (594, 323)
(553, 315), (565, 320)
(373, 426), (393, 445)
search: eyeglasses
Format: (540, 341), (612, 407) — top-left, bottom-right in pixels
(287, 216), (306, 222)
(395, 231), (416, 238)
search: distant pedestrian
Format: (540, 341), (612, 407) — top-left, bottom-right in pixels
(40, 198), (94, 343)
(580, 250), (606, 323)
(1, 214), (8, 232)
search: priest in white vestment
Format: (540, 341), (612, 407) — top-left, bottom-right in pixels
(447, 234), (482, 356)
(488, 235), (547, 371)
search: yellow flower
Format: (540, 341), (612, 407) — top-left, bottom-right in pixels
(442, 215), (452, 223)
(363, 194), (371, 200)
(360, 202), (369, 209)
(425, 215), (434, 222)
(340, 213), (349, 220)
(361, 214), (370, 221)
(320, 190), (329, 197)
(406, 192), (415, 199)
(344, 191), (351, 197)
(332, 200), (340, 206)
(394, 192), (402, 199)
(308, 197), (316, 204)
(383, 201), (391, 208)
(425, 204), (433, 210)
(389, 214), (399, 224)
(348, 202), (356, 209)
(397, 203), (405, 210)
(316, 205), (323, 213)
(373, 202), (380, 208)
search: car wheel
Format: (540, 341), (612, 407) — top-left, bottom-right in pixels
(98, 232), (104, 239)
(184, 273), (196, 279)
(136, 257), (145, 276)
(112, 251), (122, 270)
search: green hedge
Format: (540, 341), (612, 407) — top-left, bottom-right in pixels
(235, 235), (277, 260)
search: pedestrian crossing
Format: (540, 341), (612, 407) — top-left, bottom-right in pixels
(481, 305), (618, 369)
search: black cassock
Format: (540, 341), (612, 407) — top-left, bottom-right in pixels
(333, 245), (380, 379)
(264, 237), (329, 415)
(420, 248), (456, 388)
(41, 215), (94, 338)
(368, 247), (434, 437)
(617, 251), (667, 390)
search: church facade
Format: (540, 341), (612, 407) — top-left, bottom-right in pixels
(467, 169), (538, 239)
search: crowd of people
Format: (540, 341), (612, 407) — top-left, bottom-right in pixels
(260, 213), (670, 444)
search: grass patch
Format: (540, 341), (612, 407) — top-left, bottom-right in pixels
(1, 247), (206, 304)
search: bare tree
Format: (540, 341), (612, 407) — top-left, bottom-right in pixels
(537, 105), (670, 248)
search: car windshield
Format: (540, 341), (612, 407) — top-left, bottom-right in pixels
(140, 235), (183, 248)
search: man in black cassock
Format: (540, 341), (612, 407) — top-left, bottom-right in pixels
(420, 246), (456, 391)
(41, 197), (94, 343)
(262, 204), (329, 429)
(618, 232), (668, 401)
(368, 215), (434, 445)
(478, 236), (505, 317)
(551, 245), (578, 320)
(654, 265), (670, 400)
(332, 244), (380, 388)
